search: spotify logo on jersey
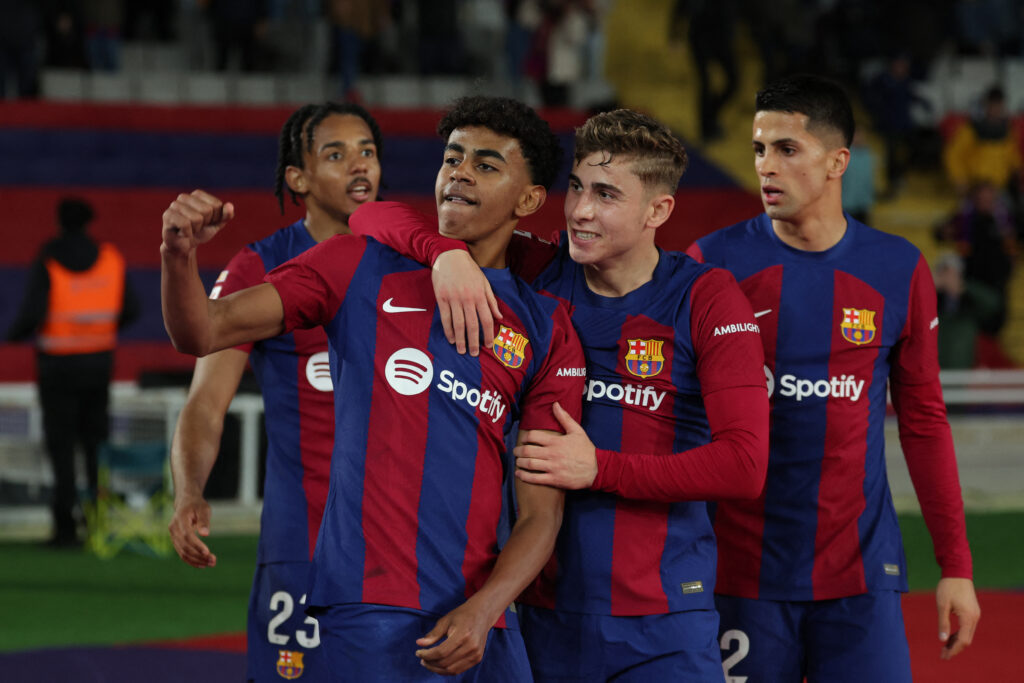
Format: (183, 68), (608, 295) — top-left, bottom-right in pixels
(385, 348), (434, 396)
(305, 352), (334, 392)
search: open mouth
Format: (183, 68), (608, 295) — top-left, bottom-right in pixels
(443, 192), (477, 206)
(571, 229), (598, 241)
(347, 178), (373, 200)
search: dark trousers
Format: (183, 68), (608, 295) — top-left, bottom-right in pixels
(37, 352), (113, 541)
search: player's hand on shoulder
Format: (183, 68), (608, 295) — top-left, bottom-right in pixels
(162, 189), (235, 256)
(414, 601), (492, 675)
(168, 493), (217, 569)
(433, 250), (501, 357)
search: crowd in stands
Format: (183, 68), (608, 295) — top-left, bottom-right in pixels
(0, 0), (612, 107)
(2, 0), (1022, 368)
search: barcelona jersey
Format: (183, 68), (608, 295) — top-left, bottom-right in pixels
(520, 241), (766, 616)
(265, 235), (585, 623)
(689, 213), (972, 601)
(214, 220), (335, 564)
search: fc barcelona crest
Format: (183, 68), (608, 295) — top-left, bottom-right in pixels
(625, 339), (665, 378)
(840, 308), (877, 345)
(277, 650), (304, 679)
(493, 325), (529, 369)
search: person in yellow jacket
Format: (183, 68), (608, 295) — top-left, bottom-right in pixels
(6, 197), (139, 547)
(943, 86), (1022, 204)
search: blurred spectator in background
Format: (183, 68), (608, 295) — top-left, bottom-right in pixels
(842, 128), (878, 224)
(0, 0), (41, 97)
(5, 198), (140, 547)
(933, 251), (1007, 368)
(83, 0), (122, 72)
(326, 0), (389, 101)
(415, 0), (463, 75)
(955, 0), (1020, 57)
(505, 0), (541, 85)
(939, 181), (1018, 336)
(864, 53), (933, 198)
(539, 0), (589, 107)
(672, 0), (738, 142)
(123, 0), (177, 42)
(43, 0), (88, 69)
(203, 0), (270, 72)
(943, 85), (1022, 219)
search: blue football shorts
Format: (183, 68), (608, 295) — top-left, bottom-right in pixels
(519, 605), (722, 682)
(246, 560), (325, 682)
(311, 603), (533, 682)
(715, 590), (912, 683)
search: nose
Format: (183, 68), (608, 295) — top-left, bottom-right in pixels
(756, 151), (775, 178)
(569, 190), (594, 223)
(449, 160), (474, 184)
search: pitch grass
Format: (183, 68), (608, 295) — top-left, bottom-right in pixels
(1, 512), (1021, 653)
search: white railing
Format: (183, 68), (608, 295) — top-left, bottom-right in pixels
(1, 370), (1023, 513)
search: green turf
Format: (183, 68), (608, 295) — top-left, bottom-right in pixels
(1, 512), (1020, 652)
(901, 511), (1024, 591)
(0, 535), (257, 652)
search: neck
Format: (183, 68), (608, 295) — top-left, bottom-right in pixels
(304, 211), (351, 243)
(583, 243), (659, 297)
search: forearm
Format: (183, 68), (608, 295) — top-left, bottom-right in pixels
(462, 503), (562, 625)
(170, 401), (224, 503)
(593, 385), (768, 502)
(349, 201), (464, 266)
(161, 245), (216, 355)
(893, 380), (973, 578)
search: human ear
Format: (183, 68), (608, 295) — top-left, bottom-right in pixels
(515, 185), (547, 218)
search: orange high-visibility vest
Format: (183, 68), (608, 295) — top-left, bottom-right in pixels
(39, 243), (125, 355)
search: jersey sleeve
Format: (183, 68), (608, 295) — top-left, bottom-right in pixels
(264, 234), (367, 339)
(349, 201), (466, 266)
(211, 246), (268, 353)
(517, 302), (586, 432)
(890, 254), (973, 579)
(684, 240), (706, 263)
(592, 268), (769, 502)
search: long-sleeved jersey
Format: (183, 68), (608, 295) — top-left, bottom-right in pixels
(348, 202), (769, 617)
(265, 233), (585, 624)
(688, 213), (972, 601)
(213, 220), (334, 564)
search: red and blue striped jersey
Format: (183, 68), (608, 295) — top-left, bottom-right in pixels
(689, 213), (972, 601)
(520, 240), (766, 616)
(214, 220), (334, 564)
(265, 234), (585, 623)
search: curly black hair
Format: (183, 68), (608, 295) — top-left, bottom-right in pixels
(273, 101), (384, 213)
(436, 96), (562, 190)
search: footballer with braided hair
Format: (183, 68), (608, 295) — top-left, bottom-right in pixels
(165, 100), (382, 683)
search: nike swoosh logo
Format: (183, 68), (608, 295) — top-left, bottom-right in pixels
(753, 309), (772, 318)
(383, 297), (427, 313)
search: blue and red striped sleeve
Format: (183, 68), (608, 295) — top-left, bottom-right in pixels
(264, 234), (367, 334)
(518, 302), (586, 431)
(890, 255), (972, 579)
(591, 268), (768, 502)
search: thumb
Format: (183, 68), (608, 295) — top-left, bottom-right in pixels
(416, 618), (448, 647)
(195, 507), (212, 537)
(221, 201), (235, 225)
(486, 285), (503, 321)
(553, 402), (582, 434)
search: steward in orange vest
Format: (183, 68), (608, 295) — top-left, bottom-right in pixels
(5, 198), (138, 547)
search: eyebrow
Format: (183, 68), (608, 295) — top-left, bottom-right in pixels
(569, 173), (621, 196)
(446, 142), (506, 164)
(319, 138), (375, 153)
